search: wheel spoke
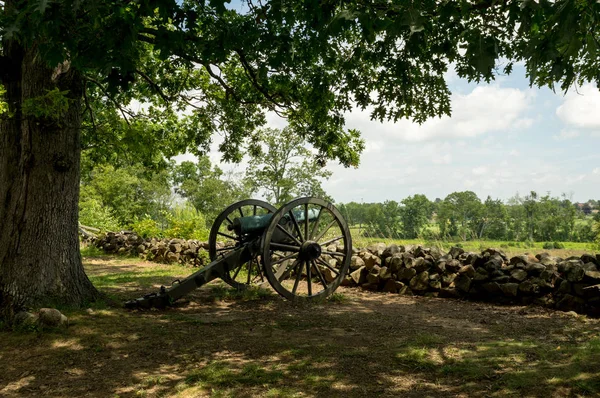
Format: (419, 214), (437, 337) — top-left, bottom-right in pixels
(306, 260), (312, 296)
(309, 207), (323, 240)
(231, 263), (243, 281)
(313, 219), (337, 243)
(253, 205), (257, 216)
(316, 257), (340, 276)
(304, 203), (309, 242)
(320, 235), (344, 247)
(225, 216), (234, 225)
(312, 260), (328, 289)
(291, 260), (304, 294)
(288, 210), (304, 243)
(247, 259), (252, 285)
(322, 250), (345, 258)
(270, 252), (299, 266)
(217, 231), (239, 241)
(276, 223), (302, 246)
(270, 242), (301, 252)
(280, 258), (300, 282)
(238, 207), (244, 218)
(255, 258), (265, 282)
(216, 246), (234, 252)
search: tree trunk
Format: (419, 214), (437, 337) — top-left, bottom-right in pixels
(0, 42), (98, 317)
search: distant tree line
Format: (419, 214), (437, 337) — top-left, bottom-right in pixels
(338, 192), (600, 243)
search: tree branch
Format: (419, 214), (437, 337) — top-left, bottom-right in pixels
(84, 75), (133, 126)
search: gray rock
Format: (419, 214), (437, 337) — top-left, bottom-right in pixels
(453, 274), (472, 293)
(448, 246), (465, 259)
(382, 244), (401, 259)
(491, 275), (511, 284)
(525, 263), (546, 275)
(510, 255), (529, 265)
(366, 273), (380, 285)
(367, 242), (387, 256)
(439, 287), (461, 298)
(583, 262), (598, 272)
(446, 259), (462, 272)
(14, 311), (38, 327)
(442, 273), (457, 287)
(388, 255), (404, 273)
(473, 268), (489, 282)
(434, 261), (446, 274)
(557, 280), (571, 294)
(482, 282), (501, 295)
(409, 271), (430, 291)
(499, 283), (519, 297)
(519, 280), (539, 295)
(566, 266), (585, 282)
(429, 280), (442, 291)
(584, 270), (600, 282)
(382, 279), (398, 293)
(378, 266), (393, 280)
(511, 269), (529, 282)
(458, 265), (476, 278)
(350, 256), (365, 270)
(350, 266), (366, 285)
(412, 257), (430, 273)
(581, 254), (599, 266)
(398, 267), (417, 281)
(38, 308), (68, 328)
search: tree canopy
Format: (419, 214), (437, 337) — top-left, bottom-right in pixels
(3, 0), (599, 167)
(2, 0), (600, 310)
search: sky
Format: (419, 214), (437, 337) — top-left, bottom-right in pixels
(177, 64), (600, 205)
(174, 1), (600, 204)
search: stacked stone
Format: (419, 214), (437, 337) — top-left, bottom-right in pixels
(339, 243), (600, 316)
(93, 231), (212, 267)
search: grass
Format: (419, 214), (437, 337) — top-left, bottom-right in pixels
(2, 255), (600, 397)
(350, 231), (598, 257)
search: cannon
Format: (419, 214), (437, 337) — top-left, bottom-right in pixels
(125, 197), (352, 308)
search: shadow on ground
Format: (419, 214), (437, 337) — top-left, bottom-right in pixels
(1, 259), (599, 397)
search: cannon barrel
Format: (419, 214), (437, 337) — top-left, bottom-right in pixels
(230, 209), (320, 235)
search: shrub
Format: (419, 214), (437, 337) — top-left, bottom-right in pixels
(542, 242), (555, 250)
(553, 241), (565, 249)
(79, 197), (121, 232)
(163, 206), (209, 240)
(131, 216), (162, 238)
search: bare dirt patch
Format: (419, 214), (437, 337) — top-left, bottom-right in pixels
(1, 257), (599, 397)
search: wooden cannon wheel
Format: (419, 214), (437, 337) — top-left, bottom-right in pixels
(209, 199), (276, 289)
(261, 197), (352, 301)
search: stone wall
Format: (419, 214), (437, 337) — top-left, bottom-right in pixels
(343, 243), (600, 316)
(90, 232), (600, 316)
(92, 232), (211, 267)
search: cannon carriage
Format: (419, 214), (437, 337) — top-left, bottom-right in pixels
(125, 197), (351, 308)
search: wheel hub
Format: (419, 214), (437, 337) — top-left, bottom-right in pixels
(300, 241), (322, 261)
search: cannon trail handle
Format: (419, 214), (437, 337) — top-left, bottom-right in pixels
(125, 244), (254, 309)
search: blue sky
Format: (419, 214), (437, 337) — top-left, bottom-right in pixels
(177, 1), (600, 203)
(199, 64), (599, 204)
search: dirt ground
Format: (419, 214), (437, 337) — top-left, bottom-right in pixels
(1, 258), (599, 397)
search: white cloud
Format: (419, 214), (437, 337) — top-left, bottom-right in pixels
(432, 154), (453, 165)
(556, 84), (600, 128)
(345, 85), (534, 142)
(472, 166), (488, 176)
(553, 130), (581, 141)
(594, 168), (600, 175)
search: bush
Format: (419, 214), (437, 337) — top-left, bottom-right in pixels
(79, 197), (121, 232)
(553, 241), (565, 249)
(163, 206), (209, 240)
(542, 242), (554, 250)
(131, 216), (162, 238)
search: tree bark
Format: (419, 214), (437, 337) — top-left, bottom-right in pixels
(0, 41), (98, 317)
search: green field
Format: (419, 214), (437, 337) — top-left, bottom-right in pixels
(349, 228), (598, 257)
